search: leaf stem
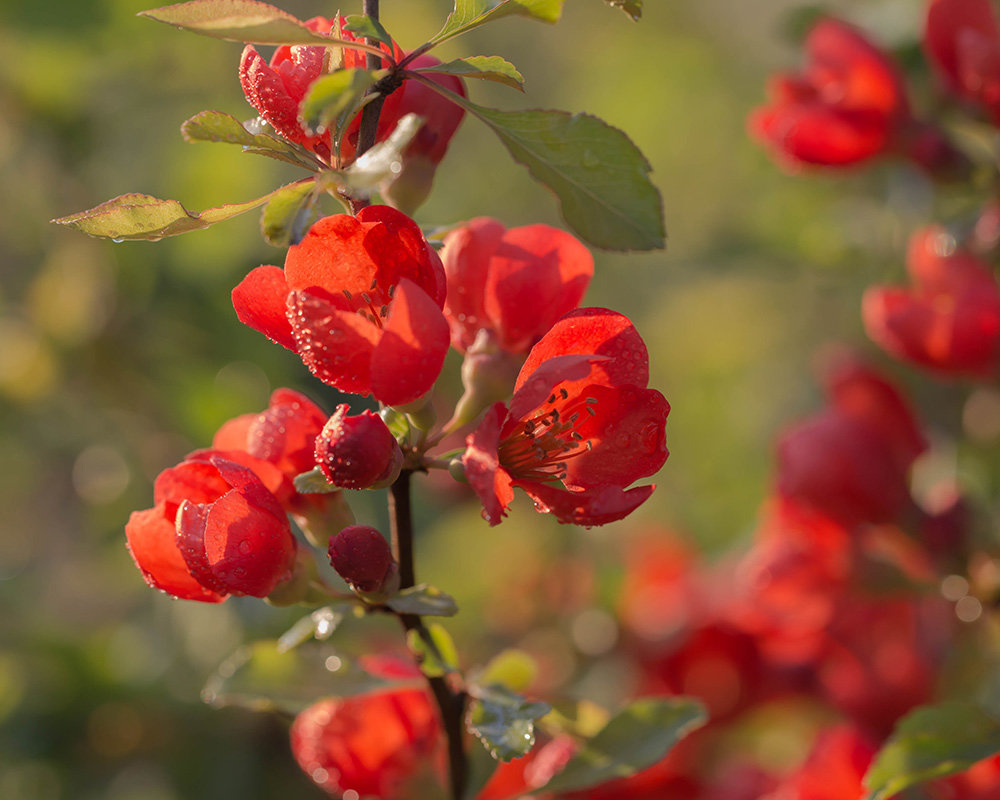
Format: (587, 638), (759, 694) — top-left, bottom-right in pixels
(389, 470), (468, 800)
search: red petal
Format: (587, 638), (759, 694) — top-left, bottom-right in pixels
(232, 265), (297, 351)
(359, 206), (447, 307)
(519, 482), (655, 526)
(925, 0), (1000, 93)
(125, 506), (226, 602)
(175, 499), (232, 596)
(239, 45), (307, 145)
(284, 214), (375, 299)
(370, 278), (450, 406)
(463, 403), (515, 526)
(212, 413), (255, 452)
(247, 389), (328, 477)
(505, 353), (605, 425)
(484, 224), (594, 354)
(287, 289), (379, 396)
(442, 217), (506, 352)
(153, 460), (230, 520)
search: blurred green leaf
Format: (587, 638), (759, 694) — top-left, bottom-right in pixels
(293, 466), (339, 494)
(300, 69), (379, 137)
(337, 113), (424, 194)
(386, 584), (459, 617)
(413, 81), (664, 250)
(539, 697), (707, 793)
(139, 0), (385, 54)
(477, 649), (538, 692)
(864, 702), (1000, 800)
(417, 56), (525, 90)
(342, 14), (394, 50)
(468, 684), (550, 761)
(202, 640), (403, 714)
(604, 0), (642, 20)
(261, 180), (321, 246)
(181, 110), (320, 170)
(407, 623), (459, 678)
(431, 0), (564, 45)
(52, 183), (308, 241)
(276, 604), (358, 653)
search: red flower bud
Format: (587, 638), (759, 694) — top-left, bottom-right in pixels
(328, 525), (397, 595)
(315, 405), (403, 490)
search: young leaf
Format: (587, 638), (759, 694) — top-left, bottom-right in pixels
(201, 640), (402, 714)
(51, 183), (307, 241)
(386, 584), (459, 617)
(139, 0), (386, 55)
(407, 623), (459, 678)
(181, 110), (319, 169)
(300, 69), (379, 137)
(605, 0), (642, 20)
(417, 56), (525, 91)
(408, 79), (665, 251)
(864, 702), (1000, 800)
(431, 0), (564, 45)
(342, 14), (394, 51)
(539, 697), (707, 793)
(276, 604), (357, 653)
(467, 684), (551, 761)
(293, 466), (339, 494)
(261, 179), (321, 246)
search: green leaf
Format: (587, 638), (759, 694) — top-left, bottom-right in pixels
(139, 0), (385, 55)
(386, 584), (459, 617)
(431, 0), (564, 45)
(477, 649), (538, 692)
(467, 684), (551, 761)
(300, 69), (379, 137)
(181, 110), (319, 170)
(293, 466), (338, 494)
(342, 14), (394, 50)
(51, 184), (304, 241)
(276, 604), (358, 653)
(539, 697), (707, 793)
(417, 56), (524, 91)
(409, 81), (664, 251)
(604, 0), (642, 20)
(202, 640), (405, 714)
(407, 623), (459, 678)
(260, 179), (320, 246)
(864, 702), (1000, 800)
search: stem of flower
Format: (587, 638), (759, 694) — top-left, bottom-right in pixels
(356, 0), (389, 163)
(389, 470), (468, 800)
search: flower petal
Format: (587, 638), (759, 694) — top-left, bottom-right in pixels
(232, 265), (297, 351)
(442, 217), (506, 352)
(359, 206), (447, 307)
(519, 481), (655, 526)
(175, 498), (232, 596)
(463, 403), (515, 526)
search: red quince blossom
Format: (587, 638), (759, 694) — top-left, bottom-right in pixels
(290, 658), (438, 799)
(748, 18), (912, 168)
(925, 0), (1000, 124)
(239, 16), (465, 170)
(315, 405), (403, 490)
(462, 308), (669, 527)
(775, 356), (927, 528)
(863, 226), (1000, 377)
(763, 725), (877, 800)
(125, 453), (297, 602)
(232, 206), (450, 407)
(441, 218), (594, 355)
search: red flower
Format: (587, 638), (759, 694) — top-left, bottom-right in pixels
(462, 308), (669, 526)
(125, 454), (297, 602)
(441, 218), (594, 355)
(315, 405), (403, 490)
(766, 725), (877, 800)
(290, 660), (438, 798)
(748, 18), (911, 167)
(925, 0), (1000, 124)
(232, 206), (450, 407)
(863, 226), (1000, 377)
(240, 16), (465, 171)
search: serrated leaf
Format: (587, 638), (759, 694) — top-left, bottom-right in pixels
(300, 69), (379, 137)
(468, 684), (551, 761)
(432, 0), (564, 45)
(604, 0), (642, 20)
(864, 702), (1000, 800)
(139, 0), (385, 55)
(477, 649), (538, 692)
(293, 466), (338, 494)
(261, 179), (320, 246)
(276, 604), (356, 653)
(181, 110), (319, 169)
(409, 81), (664, 251)
(202, 640), (403, 714)
(51, 184), (304, 241)
(386, 584), (459, 617)
(418, 56), (524, 90)
(539, 697), (707, 793)
(342, 14), (393, 50)
(407, 623), (459, 678)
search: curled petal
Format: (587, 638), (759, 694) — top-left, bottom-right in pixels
(233, 265), (297, 351)
(463, 403), (515, 526)
(506, 353), (604, 423)
(176, 499), (231, 596)
(153, 459), (230, 519)
(519, 481), (656, 526)
(359, 206), (447, 307)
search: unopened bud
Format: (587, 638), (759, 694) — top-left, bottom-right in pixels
(329, 525), (400, 598)
(315, 405), (403, 490)
(452, 329), (522, 427)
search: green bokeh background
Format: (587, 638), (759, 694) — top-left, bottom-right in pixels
(1, 0), (978, 798)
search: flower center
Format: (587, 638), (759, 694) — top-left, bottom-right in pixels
(497, 389), (597, 483)
(342, 279), (395, 329)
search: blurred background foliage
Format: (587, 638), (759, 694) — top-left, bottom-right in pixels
(1, 0), (986, 797)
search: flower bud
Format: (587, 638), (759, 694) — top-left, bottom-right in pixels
(329, 525), (399, 597)
(315, 405), (403, 490)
